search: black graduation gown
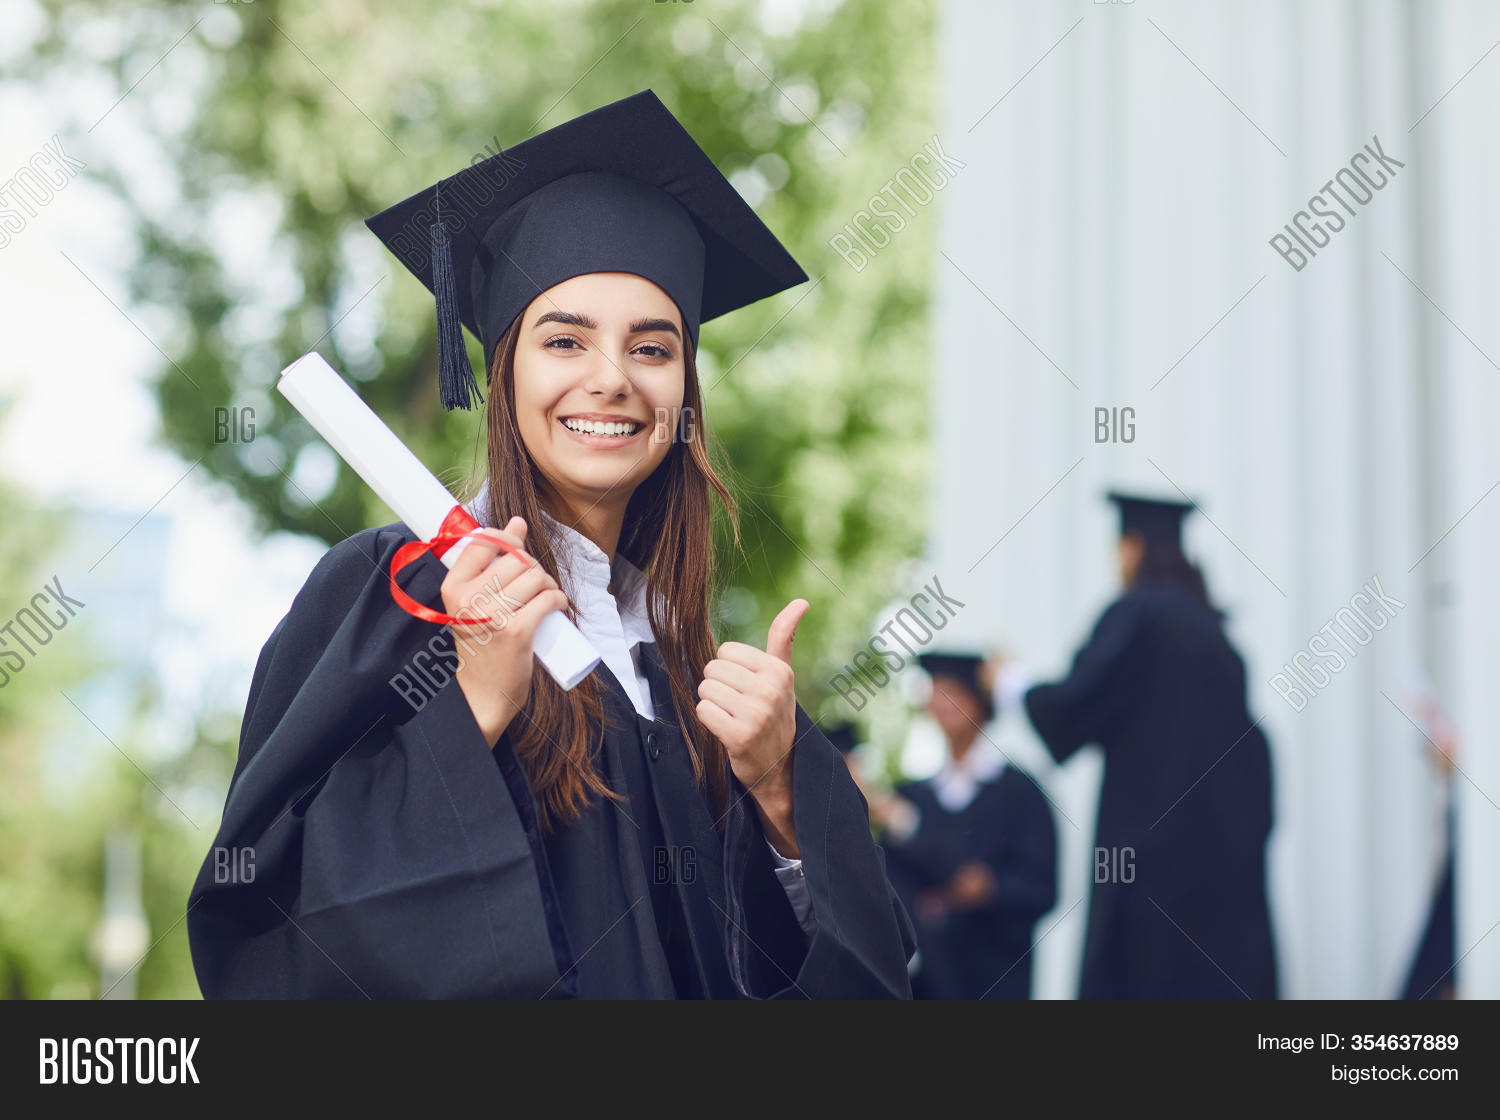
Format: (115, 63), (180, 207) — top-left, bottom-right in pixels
(882, 765), (1056, 999)
(1023, 583), (1277, 1000)
(187, 524), (915, 999)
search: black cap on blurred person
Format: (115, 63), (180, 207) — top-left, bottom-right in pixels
(1106, 490), (1197, 549)
(364, 89), (809, 410)
(917, 651), (996, 722)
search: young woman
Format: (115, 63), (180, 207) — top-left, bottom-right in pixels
(988, 491), (1277, 1000)
(188, 91), (915, 999)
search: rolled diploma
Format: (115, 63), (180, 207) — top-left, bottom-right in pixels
(276, 352), (601, 690)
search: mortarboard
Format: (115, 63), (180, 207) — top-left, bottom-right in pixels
(1106, 490), (1197, 549)
(916, 651), (995, 720)
(364, 89), (809, 410)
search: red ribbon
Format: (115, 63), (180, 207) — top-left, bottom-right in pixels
(389, 504), (528, 626)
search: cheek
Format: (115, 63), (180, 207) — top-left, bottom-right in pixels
(649, 372), (688, 445)
(512, 359), (560, 443)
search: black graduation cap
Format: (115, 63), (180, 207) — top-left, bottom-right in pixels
(1106, 490), (1197, 549)
(820, 723), (861, 756)
(916, 651), (995, 720)
(364, 89), (810, 410)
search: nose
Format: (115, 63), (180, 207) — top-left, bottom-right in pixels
(580, 347), (631, 399)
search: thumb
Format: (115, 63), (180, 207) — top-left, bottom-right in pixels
(453, 516), (529, 579)
(473, 515), (526, 547)
(766, 598), (809, 664)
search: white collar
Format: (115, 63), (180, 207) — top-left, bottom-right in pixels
(465, 486), (657, 716)
(932, 742), (1007, 813)
(535, 508), (655, 649)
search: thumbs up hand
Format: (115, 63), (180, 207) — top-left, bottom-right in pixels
(696, 598), (809, 857)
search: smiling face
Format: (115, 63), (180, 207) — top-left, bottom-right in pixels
(925, 675), (985, 755)
(511, 272), (687, 520)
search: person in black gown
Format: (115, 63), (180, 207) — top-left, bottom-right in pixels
(187, 91), (915, 999)
(990, 492), (1278, 999)
(871, 653), (1056, 999)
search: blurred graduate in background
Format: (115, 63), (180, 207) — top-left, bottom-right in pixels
(988, 492), (1278, 999)
(865, 655), (1057, 999)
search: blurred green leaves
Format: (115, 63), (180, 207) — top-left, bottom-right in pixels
(0, 464), (238, 999)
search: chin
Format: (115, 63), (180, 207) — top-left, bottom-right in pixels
(554, 462), (649, 499)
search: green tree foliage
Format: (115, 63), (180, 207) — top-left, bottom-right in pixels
(22, 0), (934, 709)
(0, 469), (90, 998)
(0, 457), (236, 999)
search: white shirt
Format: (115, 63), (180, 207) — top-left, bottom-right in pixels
(931, 741), (1008, 813)
(536, 508), (658, 722)
(464, 492), (814, 933)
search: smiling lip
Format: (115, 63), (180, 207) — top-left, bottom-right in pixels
(558, 414), (648, 446)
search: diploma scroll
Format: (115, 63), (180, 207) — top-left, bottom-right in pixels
(277, 352), (601, 690)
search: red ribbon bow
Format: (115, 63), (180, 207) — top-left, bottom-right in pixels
(389, 504), (528, 626)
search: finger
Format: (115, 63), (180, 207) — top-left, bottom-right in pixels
(476, 520), (539, 574)
(480, 550), (542, 595)
(702, 657), (759, 693)
(462, 564), (559, 624)
(766, 598), (809, 664)
(694, 697), (735, 742)
(450, 518), (529, 581)
(498, 562), (560, 601)
(696, 677), (751, 719)
(507, 587), (571, 643)
(465, 521), (544, 588)
(714, 640), (777, 671)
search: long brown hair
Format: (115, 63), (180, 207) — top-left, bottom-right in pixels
(469, 313), (738, 830)
(1130, 539), (1213, 610)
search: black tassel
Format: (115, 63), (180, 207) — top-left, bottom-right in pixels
(432, 181), (482, 411)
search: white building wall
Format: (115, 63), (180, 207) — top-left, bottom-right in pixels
(929, 0), (1498, 998)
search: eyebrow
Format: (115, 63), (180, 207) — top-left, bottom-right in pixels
(533, 310), (596, 330)
(629, 317), (680, 338)
(531, 310), (680, 339)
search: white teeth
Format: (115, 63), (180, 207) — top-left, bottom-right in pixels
(564, 418), (638, 436)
